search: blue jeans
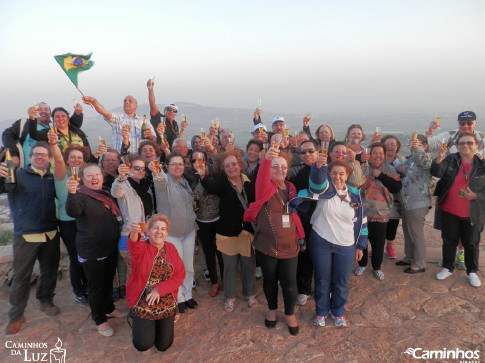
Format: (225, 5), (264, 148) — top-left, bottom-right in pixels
(309, 230), (355, 317)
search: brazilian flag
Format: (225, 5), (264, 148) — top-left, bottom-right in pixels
(54, 52), (94, 88)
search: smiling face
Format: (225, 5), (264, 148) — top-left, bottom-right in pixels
(270, 157), (288, 185)
(458, 120), (476, 135)
(67, 150), (84, 168)
(130, 159), (146, 183)
(172, 140), (188, 156)
(37, 103), (51, 125)
(348, 127), (363, 143)
(30, 146), (51, 171)
(147, 220), (169, 249)
(246, 143), (261, 164)
(300, 141), (318, 166)
(140, 144), (157, 163)
(220, 130), (234, 149)
(167, 156), (185, 180)
(53, 110), (69, 132)
(223, 155), (241, 180)
(272, 121), (285, 135)
(330, 145), (347, 160)
(192, 137), (203, 151)
(329, 165), (349, 191)
(370, 146), (385, 168)
(102, 152), (120, 176)
(123, 96), (138, 115)
(82, 165), (104, 190)
(317, 126), (332, 142)
(384, 137), (399, 159)
(457, 134), (478, 159)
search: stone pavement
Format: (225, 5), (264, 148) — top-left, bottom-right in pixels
(0, 211), (484, 363)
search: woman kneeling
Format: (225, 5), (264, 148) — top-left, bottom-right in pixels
(127, 215), (186, 352)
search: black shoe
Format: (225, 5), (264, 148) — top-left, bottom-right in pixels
(288, 325), (299, 336)
(178, 302), (186, 313)
(185, 298), (198, 309)
(112, 288), (119, 302)
(265, 319), (276, 328)
(404, 267), (425, 274)
(75, 294), (88, 305)
(119, 286), (126, 299)
(395, 260), (411, 266)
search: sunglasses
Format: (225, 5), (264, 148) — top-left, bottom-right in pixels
(132, 166), (146, 171)
(300, 148), (316, 154)
(165, 108), (178, 113)
(457, 141), (476, 146)
(459, 121), (473, 126)
(191, 159), (205, 163)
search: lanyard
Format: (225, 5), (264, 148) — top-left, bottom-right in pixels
(459, 161), (472, 183)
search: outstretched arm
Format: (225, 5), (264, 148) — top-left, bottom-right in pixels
(147, 79), (159, 117)
(82, 96), (112, 120)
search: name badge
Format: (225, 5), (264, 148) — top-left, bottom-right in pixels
(282, 214), (290, 228)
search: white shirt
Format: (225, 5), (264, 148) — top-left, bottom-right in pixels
(105, 112), (155, 153)
(311, 190), (355, 246)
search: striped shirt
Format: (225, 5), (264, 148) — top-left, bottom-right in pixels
(105, 112), (155, 153)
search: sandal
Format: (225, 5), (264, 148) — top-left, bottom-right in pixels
(247, 296), (259, 308)
(224, 299), (234, 312)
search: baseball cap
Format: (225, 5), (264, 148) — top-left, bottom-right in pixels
(272, 116), (285, 124)
(164, 103), (178, 112)
(252, 123), (267, 133)
(457, 111), (476, 122)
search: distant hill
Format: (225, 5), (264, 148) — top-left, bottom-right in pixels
(0, 102), (456, 150)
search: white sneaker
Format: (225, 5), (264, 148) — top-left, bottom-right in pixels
(255, 267), (262, 278)
(331, 314), (347, 327)
(436, 268), (453, 280)
(468, 273), (481, 287)
(203, 269), (210, 281)
(296, 294), (310, 306)
(314, 315), (326, 327)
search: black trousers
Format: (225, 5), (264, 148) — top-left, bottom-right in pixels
(441, 210), (482, 274)
(59, 220), (87, 297)
(132, 314), (175, 352)
(81, 250), (118, 325)
(257, 251), (298, 315)
(296, 248), (313, 295)
(386, 218), (400, 241)
(359, 221), (387, 271)
(197, 220), (224, 284)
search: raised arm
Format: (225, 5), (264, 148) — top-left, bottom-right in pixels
(48, 130), (67, 181)
(82, 96), (112, 120)
(147, 79), (159, 117)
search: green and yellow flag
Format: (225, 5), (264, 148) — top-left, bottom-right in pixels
(54, 52), (94, 88)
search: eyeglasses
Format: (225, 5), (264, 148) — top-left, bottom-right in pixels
(165, 108), (178, 113)
(271, 165), (288, 171)
(191, 159), (205, 163)
(132, 166), (146, 171)
(32, 152), (49, 158)
(224, 162), (238, 169)
(458, 141), (476, 146)
(168, 163), (184, 167)
(300, 149), (316, 154)
(459, 121), (473, 126)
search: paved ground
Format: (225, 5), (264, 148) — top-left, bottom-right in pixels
(0, 209), (484, 363)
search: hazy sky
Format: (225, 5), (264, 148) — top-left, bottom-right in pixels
(1, 0), (484, 122)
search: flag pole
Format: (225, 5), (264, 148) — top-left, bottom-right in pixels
(76, 88), (93, 108)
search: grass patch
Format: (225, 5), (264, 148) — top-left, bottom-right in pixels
(0, 230), (13, 246)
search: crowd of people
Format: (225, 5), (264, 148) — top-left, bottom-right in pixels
(0, 78), (483, 352)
